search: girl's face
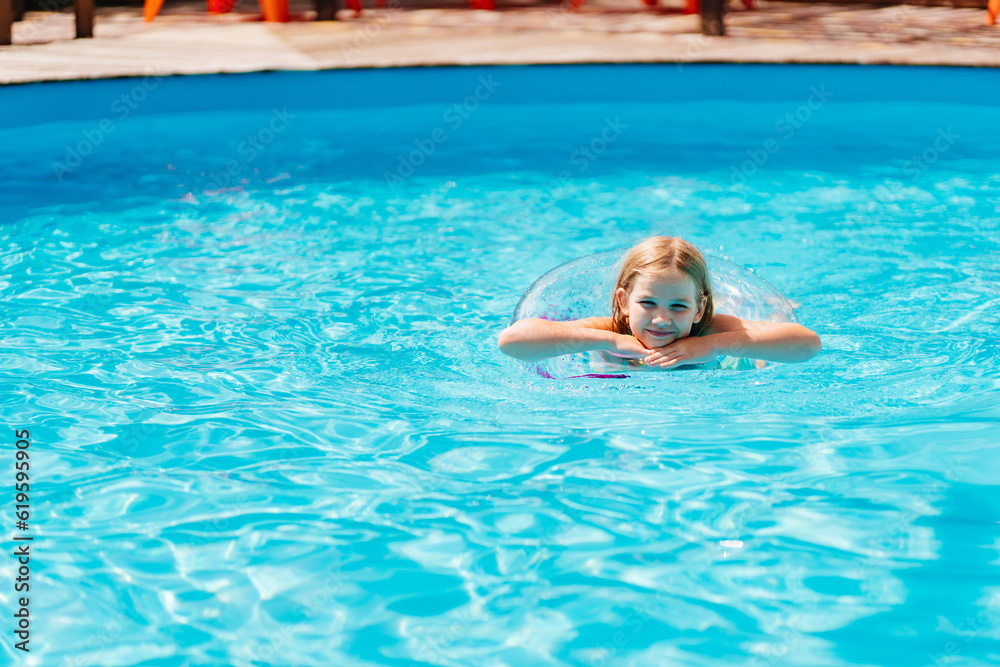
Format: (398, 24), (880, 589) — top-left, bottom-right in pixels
(616, 269), (707, 349)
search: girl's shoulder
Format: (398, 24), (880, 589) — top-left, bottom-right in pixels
(700, 313), (746, 336)
(572, 316), (614, 331)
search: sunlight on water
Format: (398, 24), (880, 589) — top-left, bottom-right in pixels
(1, 65), (999, 667)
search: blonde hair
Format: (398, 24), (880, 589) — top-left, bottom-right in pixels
(610, 236), (714, 337)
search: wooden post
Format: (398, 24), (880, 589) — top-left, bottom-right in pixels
(700, 0), (724, 36)
(315, 0), (339, 21)
(75, 0), (94, 38)
(13, 0), (23, 21)
(1, 0), (12, 46)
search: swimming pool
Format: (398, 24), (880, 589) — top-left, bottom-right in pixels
(2, 64), (999, 666)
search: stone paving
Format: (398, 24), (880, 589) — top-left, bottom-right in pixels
(2, 0), (1000, 84)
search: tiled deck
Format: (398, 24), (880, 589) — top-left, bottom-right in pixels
(2, 0), (1000, 84)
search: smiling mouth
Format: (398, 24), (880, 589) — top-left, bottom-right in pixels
(647, 329), (674, 337)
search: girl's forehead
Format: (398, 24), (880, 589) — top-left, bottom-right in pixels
(632, 270), (697, 298)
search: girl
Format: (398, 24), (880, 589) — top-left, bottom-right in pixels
(498, 236), (820, 369)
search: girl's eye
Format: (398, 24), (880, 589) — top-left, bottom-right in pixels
(671, 305), (688, 310)
(639, 301), (655, 307)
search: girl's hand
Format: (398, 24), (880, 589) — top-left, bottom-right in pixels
(604, 333), (653, 359)
(645, 336), (719, 368)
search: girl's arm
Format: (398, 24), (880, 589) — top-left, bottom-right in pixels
(645, 314), (821, 368)
(498, 317), (651, 362)
(707, 315), (821, 362)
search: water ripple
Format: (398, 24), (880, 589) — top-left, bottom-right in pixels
(3, 84), (1000, 667)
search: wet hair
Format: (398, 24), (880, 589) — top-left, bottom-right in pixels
(610, 236), (714, 337)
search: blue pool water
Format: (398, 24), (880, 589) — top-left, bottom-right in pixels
(2, 64), (1000, 666)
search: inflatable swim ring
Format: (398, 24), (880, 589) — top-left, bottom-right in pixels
(509, 248), (798, 379)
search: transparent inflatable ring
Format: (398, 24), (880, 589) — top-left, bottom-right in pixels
(509, 248), (798, 379)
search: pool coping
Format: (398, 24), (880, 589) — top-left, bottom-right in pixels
(2, 1), (1000, 85)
